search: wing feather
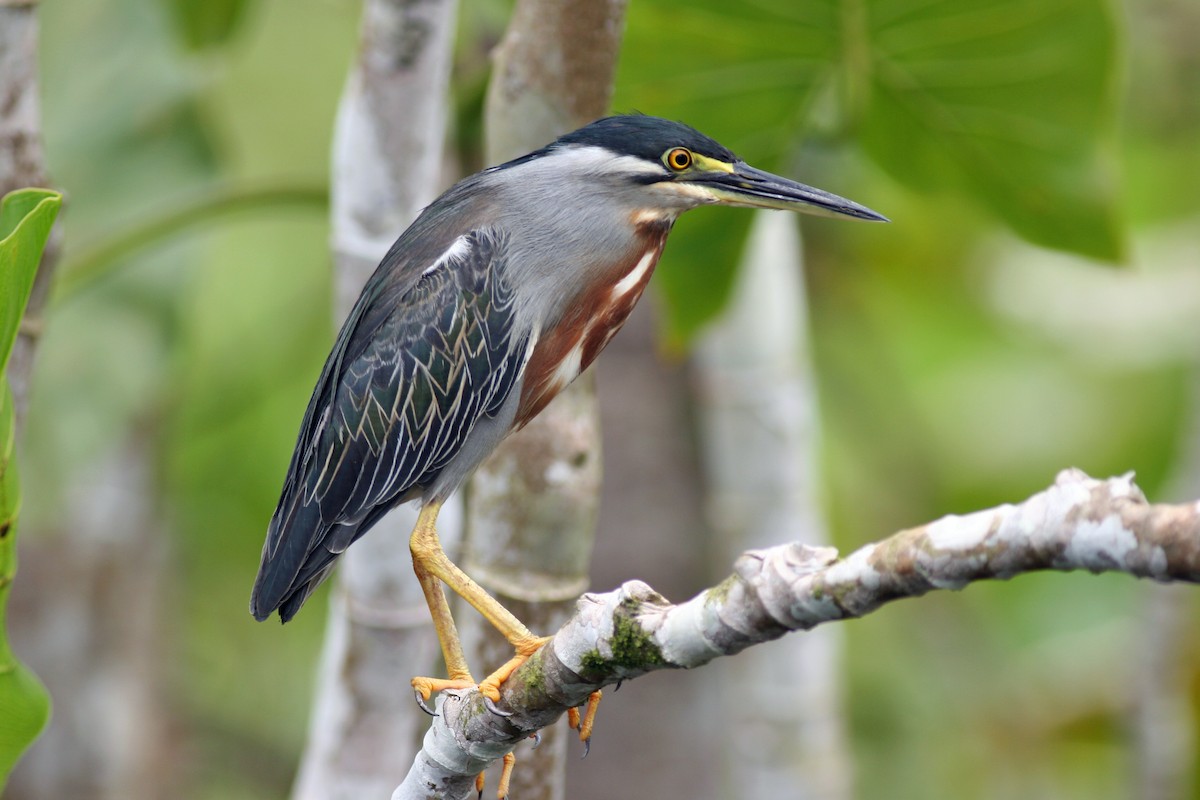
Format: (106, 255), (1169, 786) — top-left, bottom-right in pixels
(250, 229), (528, 621)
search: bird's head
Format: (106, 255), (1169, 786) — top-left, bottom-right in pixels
(536, 115), (888, 223)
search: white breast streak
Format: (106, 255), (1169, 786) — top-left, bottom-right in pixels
(547, 341), (585, 394)
(421, 234), (473, 277)
(521, 324), (541, 370)
(611, 248), (658, 300)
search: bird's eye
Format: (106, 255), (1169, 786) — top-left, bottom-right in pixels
(665, 148), (692, 171)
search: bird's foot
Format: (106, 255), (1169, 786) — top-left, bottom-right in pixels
(410, 634), (548, 713)
(476, 635), (552, 702)
(413, 636), (549, 797)
(566, 690), (602, 757)
(411, 675), (475, 715)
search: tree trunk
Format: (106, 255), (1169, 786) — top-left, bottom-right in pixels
(291, 1), (460, 797)
(458, 2), (627, 796)
(7, 433), (170, 800)
(693, 211), (852, 799)
(1, 0), (56, 430)
(1130, 373), (1200, 800)
(2, 5), (168, 799)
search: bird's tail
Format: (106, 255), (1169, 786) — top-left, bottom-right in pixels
(250, 495), (331, 623)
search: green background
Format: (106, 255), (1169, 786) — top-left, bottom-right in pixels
(12, 0), (1200, 796)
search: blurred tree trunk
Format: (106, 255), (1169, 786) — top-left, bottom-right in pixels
(1132, 584), (1193, 800)
(290, 1), (461, 798)
(692, 211), (852, 799)
(7, 433), (170, 800)
(1131, 373), (1200, 800)
(459, 2), (626, 797)
(1, 0), (56, 427)
(4, 4), (171, 799)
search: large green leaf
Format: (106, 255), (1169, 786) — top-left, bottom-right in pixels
(162, 0), (255, 51)
(0, 188), (62, 788)
(616, 1), (838, 346)
(617, 0), (1123, 344)
(860, 0), (1123, 261)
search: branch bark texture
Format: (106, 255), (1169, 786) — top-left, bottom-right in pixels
(393, 469), (1200, 799)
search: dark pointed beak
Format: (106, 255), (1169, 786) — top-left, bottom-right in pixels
(690, 162), (888, 222)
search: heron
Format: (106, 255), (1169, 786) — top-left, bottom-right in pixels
(251, 113), (885, 793)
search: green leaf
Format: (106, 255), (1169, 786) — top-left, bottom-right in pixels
(859, 0), (1124, 261)
(163, 0), (255, 51)
(616, 0), (1124, 344)
(655, 208), (755, 352)
(0, 187), (61, 788)
(0, 384), (44, 787)
(616, 1), (836, 346)
(0, 189), (61, 370)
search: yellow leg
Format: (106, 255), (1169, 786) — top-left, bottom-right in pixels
(495, 752), (515, 800)
(474, 752), (516, 800)
(411, 501), (538, 642)
(476, 635), (552, 700)
(409, 500), (549, 702)
(410, 566), (475, 700)
(567, 690), (602, 754)
(410, 500), (476, 700)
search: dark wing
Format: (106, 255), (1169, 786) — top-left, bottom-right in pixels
(250, 229), (528, 622)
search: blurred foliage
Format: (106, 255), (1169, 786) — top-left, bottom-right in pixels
(617, 0), (1123, 347)
(162, 0), (256, 51)
(0, 188), (61, 788)
(18, 0), (1200, 797)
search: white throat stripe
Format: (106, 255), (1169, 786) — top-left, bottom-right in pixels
(612, 249), (657, 299)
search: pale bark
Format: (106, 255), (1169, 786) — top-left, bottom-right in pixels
(459, 2), (626, 797)
(0, 0), (47, 196)
(292, 1), (460, 797)
(3, 5), (166, 799)
(483, 0), (627, 162)
(1132, 584), (1193, 800)
(1131, 373), (1200, 800)
(392, 469), (1200, 799)
(7, 434), (169, 799)
(693, 211), (851, 799)
(1, 0), (56, 430)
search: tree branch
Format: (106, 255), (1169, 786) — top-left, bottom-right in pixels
(391, 468), (1200, 799)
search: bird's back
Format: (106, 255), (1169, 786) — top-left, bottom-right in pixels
(250, 206), (532, 621)
(251, 130), (678, 622)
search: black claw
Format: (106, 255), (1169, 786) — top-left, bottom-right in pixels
(614, 679), (623, 692)
(414, 688), (438, 717)
(581, 737), (591, 759)
(530, 730), (542, 749)
(483, 695), (513, 717)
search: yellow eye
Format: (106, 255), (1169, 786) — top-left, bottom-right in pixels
(665, 147), (692, 171)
